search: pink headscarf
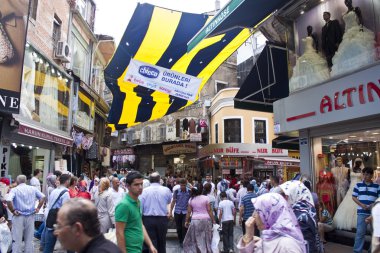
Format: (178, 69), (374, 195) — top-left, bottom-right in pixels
(252, 193), (306, 253)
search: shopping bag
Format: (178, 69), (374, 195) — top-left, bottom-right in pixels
(104, 228), (117, 244)
(211, 224), (220, 253)
(0, 222), (11, 253)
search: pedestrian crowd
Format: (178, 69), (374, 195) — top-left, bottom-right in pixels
(0, 167), (379, 253)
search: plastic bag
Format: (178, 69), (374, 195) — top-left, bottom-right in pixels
(211, 224), (220, 253)
(0, 222), (12, 253)
(104, 228), (117, 244)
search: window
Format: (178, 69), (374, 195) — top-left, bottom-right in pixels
(224, 119), (241, 143)
(142, 126), (151, 143)
(127, 129), (135, 144)
(215, 81), (228, 93)
(158, 124), (166, 141)
(71, 30), (90, 83)
(215, 123), (219, 143)
(52, 15), (62, 49)
(254, 119), (267, 144)
(29, 0), (38, 20)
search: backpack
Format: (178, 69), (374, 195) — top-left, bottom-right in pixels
(220, 180), (228, 192)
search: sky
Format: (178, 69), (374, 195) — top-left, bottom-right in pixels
(94, 0), (229, 45)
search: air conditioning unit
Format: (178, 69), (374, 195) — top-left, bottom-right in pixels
(55, 41), (71, 62)
(204, 99), (211, 107)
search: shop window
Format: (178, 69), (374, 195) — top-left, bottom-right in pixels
(52, 15), (62, 50)
(142, 126), (151, 143)
(21, 45), (71, 132)
(224, 118), (241, 143)
(29, 0), (38, 20)
(158, 124), (166, 141)
(215, 81), (228, 93)
(215, 123), (219, 143)
(253, 119), (267, 144)
(313, 129), (380, 223)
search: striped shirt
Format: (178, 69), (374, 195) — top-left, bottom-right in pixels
(241, 192), (257, 220)
(6, 183), (45, 216)
(352, 181), (380, 215)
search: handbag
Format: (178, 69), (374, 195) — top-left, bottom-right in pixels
(46, 190), (67, 228)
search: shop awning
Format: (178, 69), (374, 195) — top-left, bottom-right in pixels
(259, 156), (300, 166)
(272, 135), (299, 151)
(234, 43), (289, 112)
(105, 3), (251, 129)
(187, 0), (290, 52)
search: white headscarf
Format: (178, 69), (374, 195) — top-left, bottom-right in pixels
(279, 180), (314, 206)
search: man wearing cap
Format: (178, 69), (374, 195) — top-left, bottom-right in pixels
(139, 172), (172, 253)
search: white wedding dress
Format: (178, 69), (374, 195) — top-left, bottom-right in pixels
(333, 171), (362, 230)
(331, 11), (375, 76)
(289, 36), (330, 93)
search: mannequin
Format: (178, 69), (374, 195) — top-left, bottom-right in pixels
(331, 157), (349, 207)
(307, 25), (319, 53)
(333, 158), (363, 230)
(289, 26), (330, 92)
(331, 0), (375, 76)
(321, 11), (343, 69)
(374, 168), (380, 185)
(317, 170), (336, 215)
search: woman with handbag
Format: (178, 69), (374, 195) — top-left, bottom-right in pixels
(94, 178), (115, 233)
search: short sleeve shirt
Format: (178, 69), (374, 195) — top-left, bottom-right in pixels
(115, 194), (143, 253)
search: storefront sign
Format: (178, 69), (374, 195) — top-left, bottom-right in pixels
(199, 143), (288, 158)
(163, 143), (197, 155)
(0, 145), (10, 177)
(0, 0), (30, 113)
(125, 59), (202, 101)
(236, 169), (243, 174)
(274, 64), (380, 133)
(113, 148), (134, 155)
(264, 160), (299, 166)
(222, 169), (230, 175)
(18, 124), (73, 146)
(190, 133), (202, 142)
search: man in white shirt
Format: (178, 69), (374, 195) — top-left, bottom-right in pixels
(203, 173), (215, 195)
(218, 192), (236, 253)
(109, 177), (126, 208)
(30, 169), (42, 191)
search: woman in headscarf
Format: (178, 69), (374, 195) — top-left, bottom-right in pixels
(250, 179), (259, 193)
(76, 180), (91, 200)
(257, 181), (268, 196)
(279, 181), (321, 253)
(237, 192), (306, 253)
(46, 174), (57, 199)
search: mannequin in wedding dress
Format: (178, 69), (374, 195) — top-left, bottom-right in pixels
(289, 26), (330, 93)
(333, 158), (363, 230)
(331, 0), (375, 76)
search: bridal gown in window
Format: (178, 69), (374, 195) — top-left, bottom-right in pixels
(331, 10), (375, 76)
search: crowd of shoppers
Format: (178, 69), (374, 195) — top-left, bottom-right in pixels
(1, 166), (380, 253)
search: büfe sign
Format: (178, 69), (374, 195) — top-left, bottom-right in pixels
(198, 143), (288, 158)
(125, 59), (202, 101)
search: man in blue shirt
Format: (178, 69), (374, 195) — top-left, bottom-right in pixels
(169, 178), (190, 247)
(352, 167), (380, 253)
(6, 175), (45, 253)
(239, 184), (257, 235)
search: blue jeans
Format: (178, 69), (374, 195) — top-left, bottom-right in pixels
(43, 228), (57, 253)
(354, 214), (372, 253)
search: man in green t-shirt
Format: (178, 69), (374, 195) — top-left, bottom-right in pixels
(115, 171), (157, 253)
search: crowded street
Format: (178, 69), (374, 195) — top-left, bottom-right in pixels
(1, 0), (380, 252)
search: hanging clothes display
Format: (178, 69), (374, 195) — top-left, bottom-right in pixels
(189, 119), (196, 133)
(182, 118), (189, 131)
